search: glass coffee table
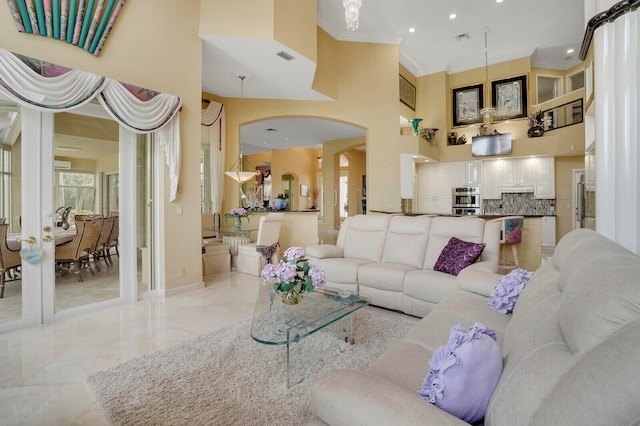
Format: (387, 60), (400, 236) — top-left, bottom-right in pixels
(250, 282), (371, 388)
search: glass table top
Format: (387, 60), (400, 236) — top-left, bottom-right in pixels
(250, 283), (371, 345)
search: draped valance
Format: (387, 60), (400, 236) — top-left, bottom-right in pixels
(0, 48), (182, 201)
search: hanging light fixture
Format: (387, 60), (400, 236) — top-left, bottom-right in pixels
(225, 75), (260, 184)
(479, 27), (495, 123)
(343, 0), (362, 31)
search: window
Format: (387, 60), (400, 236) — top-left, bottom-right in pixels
(56, 170), (96, 215)
(0, 146), (11, 222)
(537, 75), (563, 103)
(566, 70), (585, 93)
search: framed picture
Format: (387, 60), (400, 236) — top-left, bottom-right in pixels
(491, 75), (527, 121)
(452, 84), (483, 127)
(399, 74), (416, 110)
(300, 184), (308, 197)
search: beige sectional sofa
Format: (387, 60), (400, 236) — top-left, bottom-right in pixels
(306, 214), (501, 317)
(309, 228), (640, 425)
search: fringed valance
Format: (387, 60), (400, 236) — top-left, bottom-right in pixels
(0, 47), (182, 201)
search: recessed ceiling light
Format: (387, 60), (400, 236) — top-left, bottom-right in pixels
(567, 48), (575, 54)
(409, 27), (416, 33)
(449, 13), (457, 20)
(496, 0), (504, 3)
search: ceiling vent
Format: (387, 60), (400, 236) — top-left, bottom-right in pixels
(276, 51), (295, 61)
(455, 33), (471, 41)
(54, 160), (72, 170)
(265, 128), (278, 132)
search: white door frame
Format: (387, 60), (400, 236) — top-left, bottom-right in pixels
(0, 104), (138, 332)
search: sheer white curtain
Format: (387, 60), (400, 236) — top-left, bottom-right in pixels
(0, 47), (182, 201)
(202, 101), (225, 223)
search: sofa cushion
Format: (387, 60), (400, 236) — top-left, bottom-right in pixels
(487, 268), (533, 314)
(380, 215), (432, 269)
(306, 244), (343, 259)
(433, 237), (485, 276)
(358, 262), (416, 292)
(418, 323), (502, 423)
(424, 217), (487, 270)
(315, 257), (371, 285)
(341, 214), (390, 262)
(404, 270), (458, 306)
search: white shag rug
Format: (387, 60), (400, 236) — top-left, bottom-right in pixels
(86, 309), (416, 426)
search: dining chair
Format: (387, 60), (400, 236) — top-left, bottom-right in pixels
(0, 223), (21, 298)
(105, 215), (119, 265)
(92, 216), (114, 269)
(236, 213), (284, 276)
(55, 218), (101, 282)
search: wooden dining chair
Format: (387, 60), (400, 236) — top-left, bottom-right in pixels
(55, 219), (101, 282)
(0, 223), (22, 298)
(105, 215), (119, 265)
(92, 216), (114, 269)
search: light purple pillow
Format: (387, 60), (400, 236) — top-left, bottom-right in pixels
(488, 268), (533, 314)
(433, 237), (486, 276)
(418, 322), (503, 423)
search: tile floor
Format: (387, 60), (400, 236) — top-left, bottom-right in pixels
(0, 271), (263, 425)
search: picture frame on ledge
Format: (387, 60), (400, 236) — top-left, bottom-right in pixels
(399, 74), (416, 111)
(452, 84), (484, 127)
(491, 75), (527, 121)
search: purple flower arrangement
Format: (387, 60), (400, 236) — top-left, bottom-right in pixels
(224, 207), (251, 222)
(261, 246), (326, 304)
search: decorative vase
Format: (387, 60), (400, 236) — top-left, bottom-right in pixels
(527, 126), (544, 138)
(234, 217), (242, 230)
(281, 290), (303, 305)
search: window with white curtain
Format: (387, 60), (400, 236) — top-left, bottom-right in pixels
(0, 146), (11, 222)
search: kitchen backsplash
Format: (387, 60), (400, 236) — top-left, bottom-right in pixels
(483, 192), (556, 216)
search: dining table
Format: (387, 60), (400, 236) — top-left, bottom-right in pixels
(7, 227), (76, 251)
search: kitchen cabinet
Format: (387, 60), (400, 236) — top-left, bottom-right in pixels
(541, 216), (556, 248)
(465, 160), (482, 186)
(482, 159), (502, 200)
(501, 158), (534, 192)
(533, 156), (555, 199)
(417, 163), (453, 214)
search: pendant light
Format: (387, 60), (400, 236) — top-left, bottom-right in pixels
(225, 75), (260, 183)
(479, 28), (495, 123)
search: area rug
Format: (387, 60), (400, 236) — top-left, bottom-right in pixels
(85, 309), (416, 426)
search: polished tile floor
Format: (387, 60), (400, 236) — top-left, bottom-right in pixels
(0, 271), (263, 426)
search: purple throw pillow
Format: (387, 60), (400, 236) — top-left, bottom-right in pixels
(433, 237), (486, 276)
(488, 268), (533, 314)
(418, 322), (503, 423)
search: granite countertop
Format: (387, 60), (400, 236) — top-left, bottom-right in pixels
(370, 210), (554, 218)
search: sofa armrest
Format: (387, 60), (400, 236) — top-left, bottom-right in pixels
(306, 244), (344, 259)
(456, 263), (503, 297)
(312, 369), (470, 426)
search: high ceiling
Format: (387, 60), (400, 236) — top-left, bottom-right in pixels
(204, 0), (586, 154)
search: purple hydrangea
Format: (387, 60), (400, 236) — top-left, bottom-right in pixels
(488, 268), (533, 314)
(275, 260), (297, 283)
(283, 246), (305, 261)
(308, 264), (326, 288)
(261, 263), (277, 282)
(229, 207), (248, 215)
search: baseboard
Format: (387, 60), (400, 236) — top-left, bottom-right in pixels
(164, 281), (205, 297)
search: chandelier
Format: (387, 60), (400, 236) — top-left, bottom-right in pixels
(343, 0), (362, 31)
(479, 27), (495, 122)
(225, 75), (260, 183)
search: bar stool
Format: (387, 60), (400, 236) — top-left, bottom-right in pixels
(497, 216), (524, 271)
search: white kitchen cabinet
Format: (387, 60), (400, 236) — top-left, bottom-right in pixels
(417, 163), (453, 214)
(501, 158), (534, 192)
(482, 159), (502, 199)
(447, 162), (466, 188)
(465, 160), (482, 186)
(533, 156), (555, 199)
(541, 216), (557, 248)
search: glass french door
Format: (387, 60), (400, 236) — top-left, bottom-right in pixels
(10, 104), (138, 328)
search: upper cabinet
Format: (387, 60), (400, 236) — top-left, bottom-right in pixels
(533, 156), (555, 199)
(449, 161), (481, 188)
(502, 158), (534, 192)
(482, 159), (502, 200)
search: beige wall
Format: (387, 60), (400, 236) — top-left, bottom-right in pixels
(1, 1), (204, 290)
